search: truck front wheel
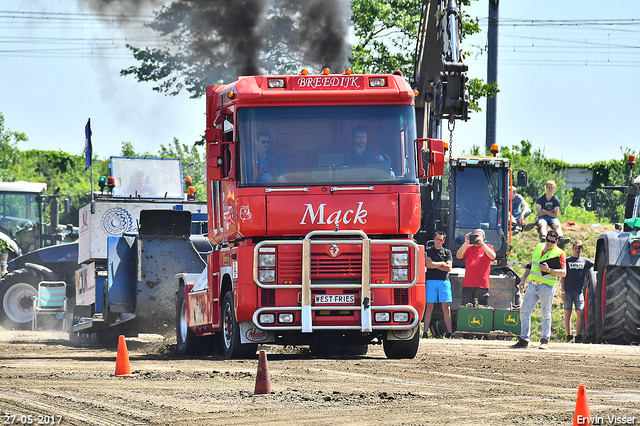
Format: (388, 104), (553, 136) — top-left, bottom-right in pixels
(0, 268), (42, 330)
(383, 327), (420, 359)
(221, 292), (257, 359)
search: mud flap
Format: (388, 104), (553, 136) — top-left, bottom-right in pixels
(239, 321), (275, 344)
(386, 324), (419, 341)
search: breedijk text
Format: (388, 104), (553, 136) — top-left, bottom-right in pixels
(300, 202), (367, 225)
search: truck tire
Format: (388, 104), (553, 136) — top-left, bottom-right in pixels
(175, 285), (213, 355)
(0, 268), (42, 330)
(221, 292), (257, 359)
(382, 328), (420, 359)
(594, 248), (640, 344)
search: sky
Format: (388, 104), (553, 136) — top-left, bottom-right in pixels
(0, 1), (639, 164)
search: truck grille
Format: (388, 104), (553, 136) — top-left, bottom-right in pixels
(277, 251), (390, 280)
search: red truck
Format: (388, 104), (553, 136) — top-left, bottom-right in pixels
(176, 71), (445, 359)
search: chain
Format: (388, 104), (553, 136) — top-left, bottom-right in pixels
(446, 119), (455, 193)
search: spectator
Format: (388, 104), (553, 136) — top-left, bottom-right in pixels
(423, 231), (453, 339)
(560, 240), (593, 343)
(456, 228), (496, 306)
(512, 229), (567, 349)
(535, 180), (569, 245)
(510, 185), (531, 225)
(252, 131), (288, 183)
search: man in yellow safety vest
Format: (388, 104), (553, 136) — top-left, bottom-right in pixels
(512, 229), (567, 349)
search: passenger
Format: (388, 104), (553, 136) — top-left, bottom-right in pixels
(560, 240), (593, 343)
(422, 231), (453, 339)
(456, 228), (496, 306)
(512, 229), (566, 349)
(252, 131), (288, 183)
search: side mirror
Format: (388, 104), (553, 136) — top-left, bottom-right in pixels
(517, 170), (527, 187)
(585, 191), (597, 211)
(207, 135), (223, 181)
(417, 138), (445, 178)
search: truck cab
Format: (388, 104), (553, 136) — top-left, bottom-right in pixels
(179, 72), (445, 359)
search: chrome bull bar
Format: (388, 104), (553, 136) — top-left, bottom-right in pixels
(252, 230), (421, 333)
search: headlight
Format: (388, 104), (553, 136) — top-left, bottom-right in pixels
(391, 253), (408, 267)
(375, 312), (390, 322)
(259, 254), (276, 267)
(392, 268), (409, 282)
(258, 269), (276, 283)
(278, 313), (294, 324)
(259, 313), (275, 324)
(393, 312), (410, 322)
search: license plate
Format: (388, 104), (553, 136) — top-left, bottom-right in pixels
(314, 294), (355, 304)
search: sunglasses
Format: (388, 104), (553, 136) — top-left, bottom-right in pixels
(259, 139), (271, 145)
(435, 237), (445, 242)
(545, 237), (557, 244)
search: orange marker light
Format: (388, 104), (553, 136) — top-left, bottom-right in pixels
(322, 68), (330, 75)
(490, 144), (499, 154)
(628, 154), (636, 165)
(300, 69), (308, 75)
(344, 68), (352, 75)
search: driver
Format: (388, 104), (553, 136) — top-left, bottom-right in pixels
(347, 125), (374, 166)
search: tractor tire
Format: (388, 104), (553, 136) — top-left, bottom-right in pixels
(383, 327), (420, 359)
(593, 247), (640, 344)
(176, 285), (213, 356)
(0, 268), (43, 330)
(600, 266), (640, 344)
(582, 270), (598, 343)
(221, 292), (257, 359)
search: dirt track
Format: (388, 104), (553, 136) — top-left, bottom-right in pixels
(0, 331), (638, 426)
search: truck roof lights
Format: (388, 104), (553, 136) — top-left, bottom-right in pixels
(344, 68), (352, 75)
(267, 78), (285, 89)
(322, 68), (330, 75)
(299, 69), (308, 75)
(369, 77), (387, 87)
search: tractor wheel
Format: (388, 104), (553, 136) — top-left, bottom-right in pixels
(600, 266), (640, 344)
(383, 327), (420, 359)
(582, 270), (598, 343)
(221, 292), (257, 359)
(0, 268), (42, 330)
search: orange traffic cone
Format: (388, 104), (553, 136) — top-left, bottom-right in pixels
(111, 335), (138, 377)
(252, 350), (272, 396)
(573, 385), (591, 426)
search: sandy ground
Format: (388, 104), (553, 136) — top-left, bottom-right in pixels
(0, 331), (638, 426)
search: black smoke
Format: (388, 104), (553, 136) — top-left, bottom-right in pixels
(82, 0), (352, 92)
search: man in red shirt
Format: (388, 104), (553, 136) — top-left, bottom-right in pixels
(456, 228), (496, 306)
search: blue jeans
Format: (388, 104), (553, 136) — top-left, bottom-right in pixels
(520, 283), (557, 341)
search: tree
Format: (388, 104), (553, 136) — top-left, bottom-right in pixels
(0, 112), (27, 179)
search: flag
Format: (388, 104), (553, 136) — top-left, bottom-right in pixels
(85, 119), (92, 170)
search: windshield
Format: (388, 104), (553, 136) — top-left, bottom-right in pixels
(452, 165), (505, 251)
(0, 192), (40, 238)
(237, 105), (417, 187)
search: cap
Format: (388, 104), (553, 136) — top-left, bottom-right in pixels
(473, 228), (485, 238)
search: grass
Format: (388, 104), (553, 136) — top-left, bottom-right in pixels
(509, 220), (615, 342)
